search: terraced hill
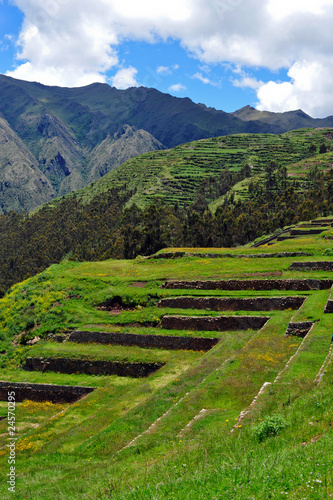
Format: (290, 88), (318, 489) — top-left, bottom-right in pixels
(68, 127), (333, 209)
(0, 224), (333, 498)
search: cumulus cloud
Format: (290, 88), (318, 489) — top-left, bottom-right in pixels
(168, 83), (186, 92)
(256, 59), (333, 117)
(6, 0), (333, 115)
(111, 66), (139, 89)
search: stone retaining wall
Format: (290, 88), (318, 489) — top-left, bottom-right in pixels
(0, 381), (95, 403)
(290, 261), (333, 271)
(315, 218), (333, 223)
(69, 331), (219, 352)
(151, 251), (312, 260)
(158, 296), (304, 311)
(290, 229), (327, 235)
(324, 300), (333, 313)
(163, 279), (333, 291)
(285, 322), (314, 338)
(277, 236), (296, 241)
(22, 357), (164, 378)
(160, 315), (268, 331)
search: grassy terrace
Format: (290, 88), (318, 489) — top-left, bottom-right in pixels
(56, 127), (333, 209)
(0, 227), (333, 498)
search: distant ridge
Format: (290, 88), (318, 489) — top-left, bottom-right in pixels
(232, 105), (333, 130)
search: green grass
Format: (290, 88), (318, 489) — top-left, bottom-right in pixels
(27, 339), (178, 364)
(1, 227), (333, 498)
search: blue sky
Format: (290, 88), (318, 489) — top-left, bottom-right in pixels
(0, 1), (23, 73)
(1, 0), (333, 117)
(115, 40), (289, 112)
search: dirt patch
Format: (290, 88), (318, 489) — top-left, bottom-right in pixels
(108, 309), (122, 315)
(130, 282), (147, 288)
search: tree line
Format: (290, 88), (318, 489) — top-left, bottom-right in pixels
(0, 163), (332, 296)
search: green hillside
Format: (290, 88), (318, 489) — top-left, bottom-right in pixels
(1, 127), (333, 297)
(69, 127), (333, 209)
(2, 73), (333, 214)
(0, 228), (333, 499)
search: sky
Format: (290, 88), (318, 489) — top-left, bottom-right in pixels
(1, 0), (333, 117)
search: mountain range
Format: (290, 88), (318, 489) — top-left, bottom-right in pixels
(1, 73), (333, 213)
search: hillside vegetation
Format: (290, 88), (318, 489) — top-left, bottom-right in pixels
(74, 127), (333, 208)
(0, 229), (333, 499)
(2, 73), (333, 213)
(0, 127), (333, 295)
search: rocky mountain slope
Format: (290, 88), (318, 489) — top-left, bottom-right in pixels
(0, 116), (54, 213)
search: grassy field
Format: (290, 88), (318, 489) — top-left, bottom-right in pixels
(0, 225), (333, 498)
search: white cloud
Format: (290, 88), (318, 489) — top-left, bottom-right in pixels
(192, 72), (221, 87)
(231, 67), (263, 90)
(6, 0), (333, 115)
(111, 0), (192, 22)
(157, 66), (171, 74)
(7, 62), (107, 87)
(156, 64), (179, 74)
(192, 72), (211, 84)
(111, 66), (139, 89)
(233, 77), (263, 90)
(267, 0), (332, 21)
(256, 59), (333, 117)
(168, 83), (186, 92)
(8, 0), (119, 86)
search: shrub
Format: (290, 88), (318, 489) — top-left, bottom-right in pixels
(253, 414), (289, 442)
